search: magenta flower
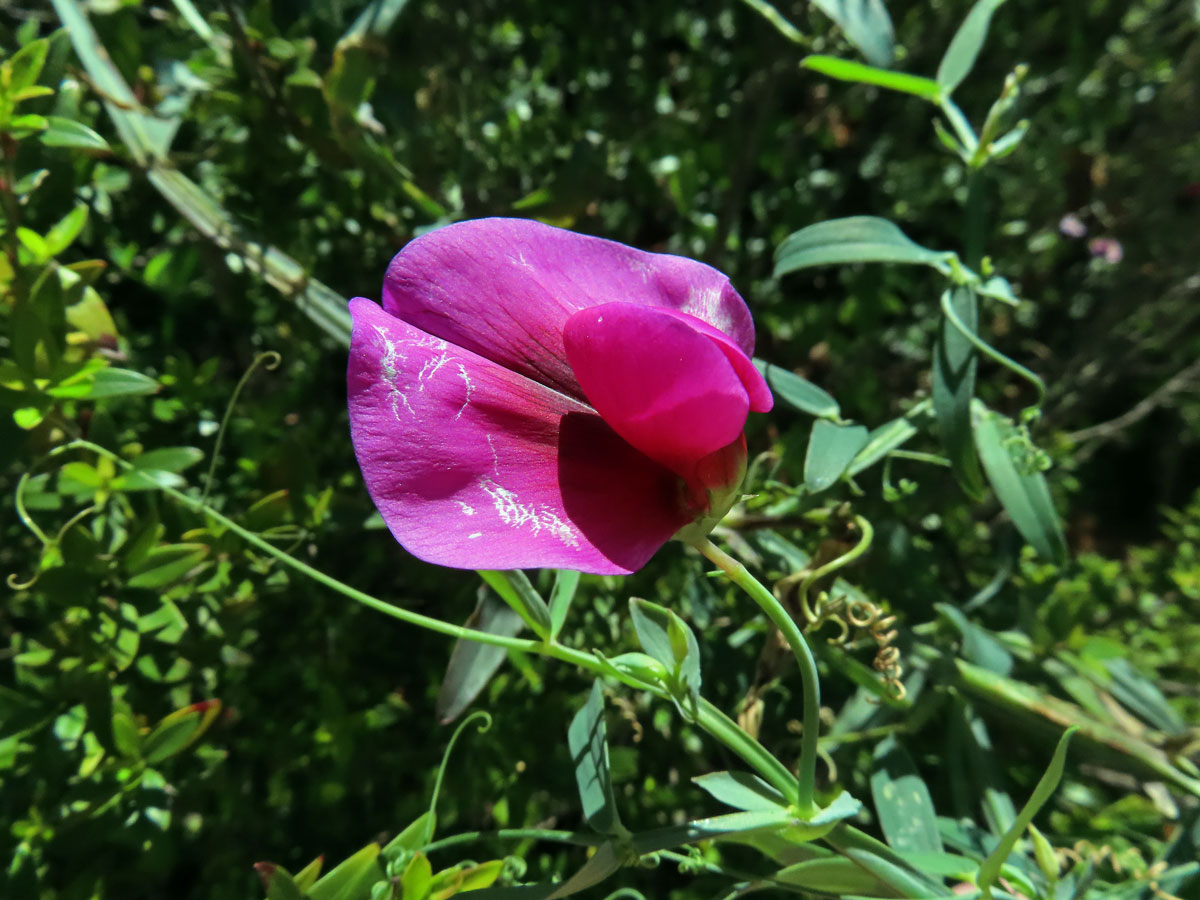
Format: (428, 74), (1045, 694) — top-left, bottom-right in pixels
(347, 218), (772, 575)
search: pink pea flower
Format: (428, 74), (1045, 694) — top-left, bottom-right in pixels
(347, 218), (773, 575)
(1088, 236), (1123, 264)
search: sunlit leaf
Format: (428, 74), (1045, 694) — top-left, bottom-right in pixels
(972, 403), (1066, 562)
(436, 594), (524, 724)
(870, 735), (944, 854)
(937, 0), (1008, 94)
(693, 770), (788, 812)
(804, 420), (869, 492)
(976, 727), (1076, 895)
(775, 215), (950, 277)
(566, 681), (622, 835)
(934, 287), (987, 499)
(801, 56), (941, 101)
(753, 359), (839, 418)
(307, 843), (383, 900)
(811, 0), (894, 67)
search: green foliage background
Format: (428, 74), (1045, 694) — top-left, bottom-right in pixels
(1, 1), (1198, 898)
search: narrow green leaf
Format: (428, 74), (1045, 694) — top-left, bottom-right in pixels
(264, 868), (305, 900)
(804, 420), (869, 492)
(937, 0), (1008, 94)
(947, 699), (1017, 836)
(133, 446), (205, 474)
(752, 358), (839, 418)
(845, 415), (918, 477)
(775, 857), (892, 895)
(632, 809), (800, 853)
(435, 594), (524, 724)
(870, 735), (944, 854)
(307, 844), (383, 900)
(111, 709), (140, 758)
(78, 367), (160, 399)
(545, 842), (622, 900)
(693, 771), (789, 812)
(13, 85), (54, 102)
(142, 700), (221, 763)
(126, 544), (209, 589)
(801, 55), (942, 101)
(972, 403), (1067, 562)
(478, 570), (552, 639)
(146, 168), (353, 344)
(383, 812), (435, 859)
(810, 0), (894, 67)
(566, 682), (622, 835)
(7, 113), (48, 137)
(7, 38), (50, 93)
(988, 120), (1029, 159)
(44, 203), (88, 257)
(955, 659), (1200, 797)
(822, 826), (955, 897)
(935, 603), (1014, 676)
(548, 569), (581, 640)
(451, 860), (504, 893)
(342, 0), (413, 43)
(933, 287), (987, 499)
(48, 0), (177, 161)
(977, 728), (1076, 896)
(1102, 658), (1185, 734)
(16, 228), (49, 263)
(401, 853), (432, 900)
(775, 215), (950, 277)
(628, 598), (701, 703)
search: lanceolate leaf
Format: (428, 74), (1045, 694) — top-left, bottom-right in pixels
(933, 287), (987, 500)
(870, 735), (944, 855)
(935, 603), (1013, 676)
(937, 0), (1009, 94)
(800, 56), (942, 102)
(976, 727), (1076, 896)
(693, 770), (789, 813)
(436, 594), (524, 723)
(478, 570), (552, 639)
(49, 0), (179, 162)
(628, 598), (701, 703)
(810, 0), (895, 68)
(775, 857), (892, 895)
(804, 420), (869, 492)
(566, 682), (622, 835)
(306, 843), (383, 900)
(846, 415), (918, 477)
(971, 403), (1067, 562)
(548, 569), (581, 640)
(753, 359), (839, 418)
(775, 215), (950, 277)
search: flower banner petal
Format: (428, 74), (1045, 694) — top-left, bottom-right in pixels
(563, 302), (751, 472)
(347, 299), (689, 574)
(382, 218), (756, 399)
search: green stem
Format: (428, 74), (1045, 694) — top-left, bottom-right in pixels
(694, 698), (797, 799)
(887, 449), (951, 467)
(739, 0), (805, 44)
(940, 289), (1045, 413)
(201, 350), (281, 504)
(423, 828), (602, 854)
(45, 440), (798, 800)
(692, 537), (817, 813)
(965, 169), (987, 269)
